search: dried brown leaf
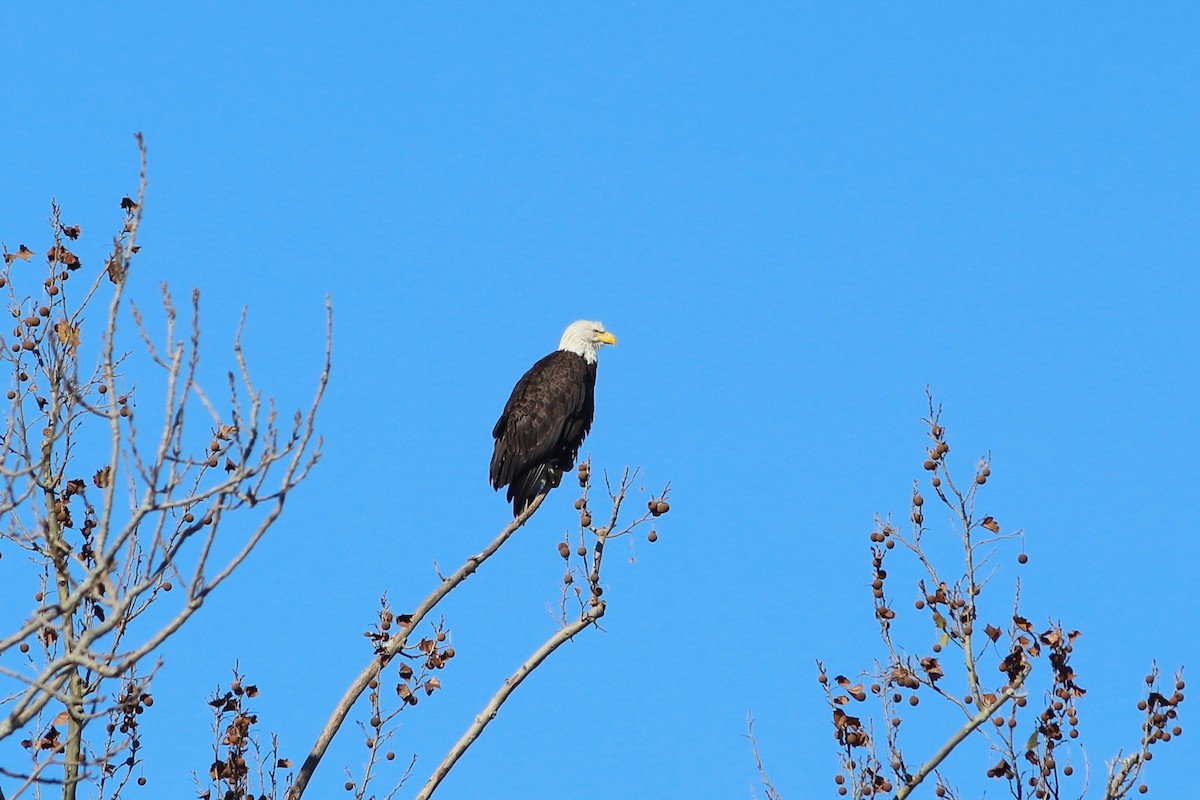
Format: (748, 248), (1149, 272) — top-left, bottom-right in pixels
(47, 244), (81, 270)
(5, 244), (35, 264)
(54, 319), (80, 354)
(93, 466), (111, 488)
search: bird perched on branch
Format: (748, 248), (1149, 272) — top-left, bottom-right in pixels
(490, 320), (617, 516)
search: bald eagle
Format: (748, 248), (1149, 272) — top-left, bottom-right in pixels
(490, 320), (617, 516)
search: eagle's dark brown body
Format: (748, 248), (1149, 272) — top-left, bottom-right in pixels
(490, 350), (597, 516)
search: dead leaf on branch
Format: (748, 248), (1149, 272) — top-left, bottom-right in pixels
(93, 466), (111, 488)
(981, 516), (1001, 533)
(105, 256), (126, 284)
(47, 244), (81, 270)
(55, 318), (81, 354)
(4, 244), (35, 264)
(999, 648), (1028, 681)
(60, 223), (81, 239)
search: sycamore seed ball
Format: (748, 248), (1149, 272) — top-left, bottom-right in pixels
(558, 542), (570, 558)
(648, 530), (658, 543)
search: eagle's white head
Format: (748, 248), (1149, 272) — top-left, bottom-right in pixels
(558, 320), (617, 364)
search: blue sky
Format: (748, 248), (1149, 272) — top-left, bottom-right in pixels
(1, 3), (1197, 797)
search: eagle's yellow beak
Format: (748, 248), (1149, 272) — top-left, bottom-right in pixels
(598, 331), (617, 346)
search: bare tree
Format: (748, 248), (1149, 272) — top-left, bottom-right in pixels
(0, 136), (330, 798)
(286, 460), (670, 800)
(0, 138), (671, 800)
(753, 394), (1185, 799)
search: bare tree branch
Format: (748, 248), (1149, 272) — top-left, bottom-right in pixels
(289, 493), (547, 799)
